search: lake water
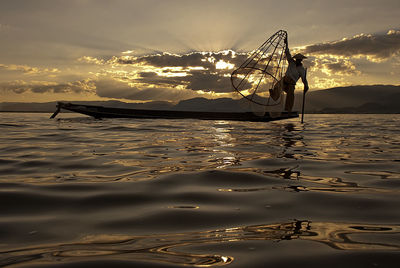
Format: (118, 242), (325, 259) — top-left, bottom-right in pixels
(0, 113), (399, 267)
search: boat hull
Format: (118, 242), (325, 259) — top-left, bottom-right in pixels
(53, 102), (298, 122)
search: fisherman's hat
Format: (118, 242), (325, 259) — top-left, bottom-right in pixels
(293, 53), (307, 60)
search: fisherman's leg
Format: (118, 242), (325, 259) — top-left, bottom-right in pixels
(284, 85), (295, 112)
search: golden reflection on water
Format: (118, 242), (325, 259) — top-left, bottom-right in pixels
(218, 166), (400, 195)
(210, 121), (241, 169)
(346, 171), (400, 180)
(2, 221), (399, 267)
(3, 115), (400, 184)
(211, 121), (235, 148)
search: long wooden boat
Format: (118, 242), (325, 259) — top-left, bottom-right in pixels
(50, 102), (298, 122)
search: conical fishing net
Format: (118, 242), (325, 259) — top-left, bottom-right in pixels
(231, 30), (288, 116)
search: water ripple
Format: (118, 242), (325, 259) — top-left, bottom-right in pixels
(1, 221), (398, 267)
(0, 113), (399, 267)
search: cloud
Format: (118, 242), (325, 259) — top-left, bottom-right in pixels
(0, 79), (95, 94)
(311, 56), (360, 76)
(111, 50), (247, 71)
(88, 50), (248, 97)
(138, 71), (158, 78)
(184, 70), (233, 93)
(33, 79), (95, 94)
(0, 63), (60, 75)
(130, 70), (233, 93)
(0, 80), (29, 94)
(77, 56), (105, 65)
(84, 46), (366, 99)
(303, 30), (400, 61)
(94, 78), (201, 101)
(6, 28), (395, 101)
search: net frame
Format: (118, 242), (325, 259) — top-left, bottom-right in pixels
(231, 30), (288, 107)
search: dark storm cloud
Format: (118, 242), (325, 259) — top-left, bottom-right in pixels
(133, 70), (233, 93)
(184, 71), (233, 93)
(75, 28), (400, 101)
(138, 71), (158, 78)
(303, 30), (400, 60)
(108, 50), (248, 95)
(115, 50), (247, 71)
(325, 61), (359, 75)
(119, 52), (209, 68)
(310, 56), (360, 76)
(136, 75), (186, 87)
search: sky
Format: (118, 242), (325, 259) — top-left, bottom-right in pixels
(0, 0), (399, 103)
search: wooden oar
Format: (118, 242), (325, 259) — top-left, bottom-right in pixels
(301, 90), (306, 123)
(50, 104), (61, 119)
(301, 68), (307, 124)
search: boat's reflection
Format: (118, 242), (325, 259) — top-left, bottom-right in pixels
(2, 220), (399, 267)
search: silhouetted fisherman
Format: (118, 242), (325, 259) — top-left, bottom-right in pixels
(270, 36), (309, 113)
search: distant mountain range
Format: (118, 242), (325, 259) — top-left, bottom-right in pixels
(1, 85), (399, 114)
(299, 85), (400, 113)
